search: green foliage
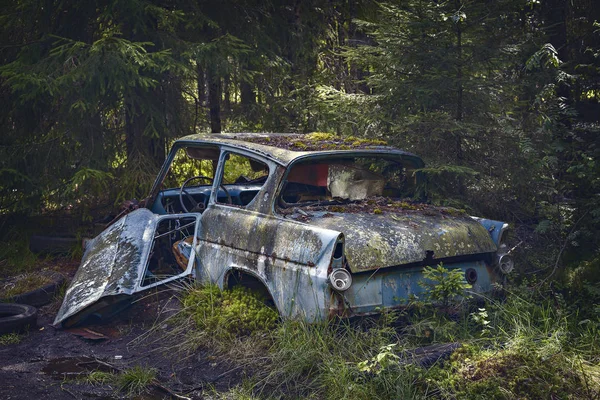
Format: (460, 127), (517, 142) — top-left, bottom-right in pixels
(0, 333), (23, 346)
(182, 284), (278, 339)
(64, 168), (113, 198)
(357, 343), (400, 375)
(526, 43), (561, 70)
(116, 365), (156, 396)
(470, 308), (492, 337)
(1, 273), (53, 298)
(0, 169), (35, 215)
(420, 264), (472, 306)
(84, 370), (115, 386)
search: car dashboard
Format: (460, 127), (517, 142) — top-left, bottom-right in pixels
(151, 184), (263, 214)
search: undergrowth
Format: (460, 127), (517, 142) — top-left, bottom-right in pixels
(116, 365), (156, 396)
(1, 273), (53, 298)
(80, 366), (156, 396)
(171, 278), (600, 400)
(83, 370), (114, 386)
(0, 333), (23, 345)
(169, 284), (278, 352)
(0, 228), (38, 278)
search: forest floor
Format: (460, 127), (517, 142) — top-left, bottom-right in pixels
(2, 252), (599, 399)
(0, 258), (243, 400)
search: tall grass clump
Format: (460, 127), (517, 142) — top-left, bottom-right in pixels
(0, 333), (23, 345)
(165, 283), (279, 355)
(0, 227), (38, 278)
(258, 316), (425, 400)
(117, 365), (157, 396)
(424, 283), (600, 399)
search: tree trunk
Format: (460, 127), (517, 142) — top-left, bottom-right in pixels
(125, 94), (143, 163)
(455, 0), (463, 123)
(240, 81), (255, 108)
(207, 70), (222, 133)
(197, 64), (206, 107)
(223, 75), (231, 112)
(125, 88), (166, 168)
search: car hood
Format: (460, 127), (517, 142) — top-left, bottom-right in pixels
(53, 209), (158, 326)
(301, 211), (497, 272)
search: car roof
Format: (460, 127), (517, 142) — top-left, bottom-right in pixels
(175, 133), (423, 166)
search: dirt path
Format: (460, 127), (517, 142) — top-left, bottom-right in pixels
(0, 292), (243, 399)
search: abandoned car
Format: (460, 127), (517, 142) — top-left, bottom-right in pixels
(54, 133), (513, 327)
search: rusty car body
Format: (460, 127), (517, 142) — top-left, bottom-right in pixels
(54, 133), (513, 327)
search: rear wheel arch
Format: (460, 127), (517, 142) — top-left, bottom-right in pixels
(223, 268), (279, 313)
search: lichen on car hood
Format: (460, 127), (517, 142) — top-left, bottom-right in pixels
(285, 208), (497, 272)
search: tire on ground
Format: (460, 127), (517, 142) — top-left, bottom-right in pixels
(0, 303), (38, 335)
(1, 271), (65, 307)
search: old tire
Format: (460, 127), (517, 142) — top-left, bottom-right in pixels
(1, 271), (65, 307)
(0, 303), (38, 334)
(29, 235), (80, 254)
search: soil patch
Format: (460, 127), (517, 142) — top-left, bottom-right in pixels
(0, 272), (244, 399)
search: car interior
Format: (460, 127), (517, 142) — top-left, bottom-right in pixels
(151, 146), (269, 215)
(279, 156), (418, 207)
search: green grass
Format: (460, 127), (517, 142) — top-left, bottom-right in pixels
(0, 333), (22, 345)
(170, 280), (600, 400)
(116, 365), (157, 396)
(83, 370), (115, 385)
(255, 317), (427, 400)
(0, 236), (38, 278)
(165, 283), (279, 354)
(2, 273), (53, 298)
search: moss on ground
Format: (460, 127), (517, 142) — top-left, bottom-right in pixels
(182, 284), (278, 338)
(426, 345), (599, 399)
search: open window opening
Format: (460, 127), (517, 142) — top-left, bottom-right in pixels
(153, 146), (220, 214)
(141, 215), (197, 287)
(279, 156), (420, 209)
(216, 153), (269, 207)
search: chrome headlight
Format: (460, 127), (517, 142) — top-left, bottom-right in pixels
(329, 268), (352, 291)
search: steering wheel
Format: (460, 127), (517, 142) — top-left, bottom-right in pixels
(179, 175), (232, 213)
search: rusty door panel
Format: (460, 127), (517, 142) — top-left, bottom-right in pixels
(195, 204), (342, 321)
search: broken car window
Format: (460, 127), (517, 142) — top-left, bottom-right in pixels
(141, 215), (197, 287)
(157, 146), (220, 214)
(279, 156), (418, 206)
(216, 153), (269, 207)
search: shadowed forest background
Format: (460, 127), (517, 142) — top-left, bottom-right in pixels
(1, 0), (599, 307)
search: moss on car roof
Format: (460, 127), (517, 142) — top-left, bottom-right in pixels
(241, 132), (390, 151)
(176, 132), (415, 166)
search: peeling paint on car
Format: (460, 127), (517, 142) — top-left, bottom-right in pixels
(54, 209), (158, 326)
(54, 133), (511, 326)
